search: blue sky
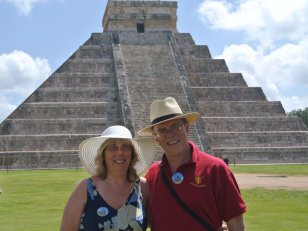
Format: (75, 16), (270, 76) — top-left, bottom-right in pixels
(1, 0), (308, 123)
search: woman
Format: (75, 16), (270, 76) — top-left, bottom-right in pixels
(60, 125), (156, 231)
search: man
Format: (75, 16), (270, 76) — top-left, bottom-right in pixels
(138, 97), (247, 231)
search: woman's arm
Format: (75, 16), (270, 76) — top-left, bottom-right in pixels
(60, 179), (87, 231)
(140, 177), (149, 205)
(140, 177), (151, 228)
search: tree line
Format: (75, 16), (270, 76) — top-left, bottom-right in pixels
(287, 107), (308, 128)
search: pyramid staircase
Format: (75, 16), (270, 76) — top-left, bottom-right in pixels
(1, 0), (308, 169)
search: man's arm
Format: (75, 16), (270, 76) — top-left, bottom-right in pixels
(226, 214), (245, 231)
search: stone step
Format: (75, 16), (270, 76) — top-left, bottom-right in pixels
(115, 32), (171, 45)
(41, 73), (116, 88)
(212, 146), (308, 164)
(0, 151), (81, 169)
(207, 131), (308, 147)
(174, 33), (195, 46)
(198, 101), (286, 116)
(83, 33), (113, 46)
(203, 116), (307, 132)
(189, 73), (247, 87)
(183, 58), (229, 73)
(9, 102), (119, 119)
(0, 134), (96, 151)
(0, 118), (119, 135)
(121, 45), (174, 73)
(178, 45), (212, 58)
(72, 45), (114, 59)
(193, 87), (267, 101)
(57, 59), (114, 73)
(26, 87), (118, 102)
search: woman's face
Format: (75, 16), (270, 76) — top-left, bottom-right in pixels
(103, 139), (133, 174)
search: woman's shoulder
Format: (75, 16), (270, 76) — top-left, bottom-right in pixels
(71, 177), (96, 195)
(73, 178), (89, 192)
(139, 176), (147, 184)
(66, 178), (89, 204)
(138, 177), (149, 190)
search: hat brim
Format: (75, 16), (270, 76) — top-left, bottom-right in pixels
(79, 136), (156, 176)
(137, 112), (200, 136)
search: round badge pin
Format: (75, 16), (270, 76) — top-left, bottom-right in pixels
(97, 207), (109, 217)
(172, 172), (184, 184)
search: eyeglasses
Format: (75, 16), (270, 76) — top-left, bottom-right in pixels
(106, 143), (132, 152)
(154, 122), (186, 138)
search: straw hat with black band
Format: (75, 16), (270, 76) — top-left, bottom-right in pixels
(137, 97), (200, 137)
(79, 125), (156, 176)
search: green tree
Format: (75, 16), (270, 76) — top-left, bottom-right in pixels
(287, 107), (308, 128)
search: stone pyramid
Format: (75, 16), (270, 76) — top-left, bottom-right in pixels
(1, 0), (308, 169)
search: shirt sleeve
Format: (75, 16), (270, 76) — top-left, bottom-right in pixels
(215, 162), (247, 221)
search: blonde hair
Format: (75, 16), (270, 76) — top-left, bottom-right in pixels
(94, 138), (139, 181)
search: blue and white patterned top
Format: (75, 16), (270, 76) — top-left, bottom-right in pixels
(79, 178), (147, 231)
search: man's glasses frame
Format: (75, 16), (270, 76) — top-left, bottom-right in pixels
(154, 121), (186, 138)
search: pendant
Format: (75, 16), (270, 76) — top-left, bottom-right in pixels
(172, 172), (184, 184)
(97, 207), (109, 217)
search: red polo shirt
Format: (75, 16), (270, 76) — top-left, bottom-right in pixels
(145, 141), (247, 231)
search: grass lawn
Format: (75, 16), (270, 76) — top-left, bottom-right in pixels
(0, 165), (308, 231)
(230, 164), (308, 175)
(0, 169), (89, 231)
(242, 189), (308, 230)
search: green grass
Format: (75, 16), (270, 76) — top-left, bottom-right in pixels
(230, 164), (308, 175)
(0, 165), (308, 231)
(242, 189), (308, 230)
(0, 169), (89, 231)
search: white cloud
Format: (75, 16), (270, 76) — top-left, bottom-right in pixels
(198, 0), (308, 112)
(198, 0), (308, 47)
(0, 96), (17, 122)
(0, 50), (51, 122)
(218, 43), (308, 112)
(5, 0), (47, 15)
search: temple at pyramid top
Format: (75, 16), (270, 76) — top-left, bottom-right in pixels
(103, 0), (178, 32)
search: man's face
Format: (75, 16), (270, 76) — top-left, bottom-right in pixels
(152, 118), (189, 155)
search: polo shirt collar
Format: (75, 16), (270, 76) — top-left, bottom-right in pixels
(189, 141), (199, 163)
(160, 141), (199, 170)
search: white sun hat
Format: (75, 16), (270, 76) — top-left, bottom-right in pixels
(79, 125), (156, 176)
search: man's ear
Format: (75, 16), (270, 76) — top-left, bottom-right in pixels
(184, 123), (190, 134)
(152, 135), (159, 144)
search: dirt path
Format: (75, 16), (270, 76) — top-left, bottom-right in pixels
(234, 173), (308, 190)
